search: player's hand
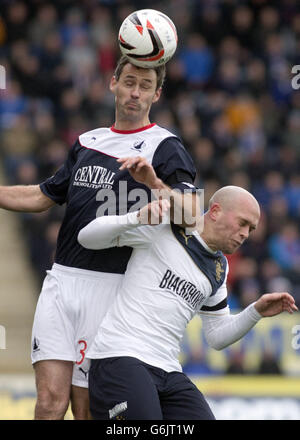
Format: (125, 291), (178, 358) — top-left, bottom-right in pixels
(138, 199), (170, 225)
(117, 156), (162, 189)
(254, 292), (298, 317)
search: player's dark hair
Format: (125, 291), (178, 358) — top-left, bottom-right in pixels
(114, 55), (166, 90)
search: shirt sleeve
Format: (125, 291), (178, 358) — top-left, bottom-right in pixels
(196, 262), (262, 350)
(200, 303), (262, 350)
(117, 224), (160, 248)
(152, 137), (196, 185)
(164, 169), (194, 186)
(39, 140), (81, 205)
(78, 211), (158, 250)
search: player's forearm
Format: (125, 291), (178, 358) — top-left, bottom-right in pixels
(0, 185), (54, 212)
(201, 303), (262, 350)
(78, 211), (140, 250)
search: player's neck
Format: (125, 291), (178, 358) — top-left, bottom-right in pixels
(198, 220), (219, 252)
(114, 117), (151, 132)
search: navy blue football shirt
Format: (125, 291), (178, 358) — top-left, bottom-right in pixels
(40, 124), (196, 273)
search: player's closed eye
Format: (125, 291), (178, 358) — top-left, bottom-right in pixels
(239, 220), (255, 233)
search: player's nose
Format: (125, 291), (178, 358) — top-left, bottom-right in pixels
(240, 225), (250, 240)
(131, 85), (140, 98)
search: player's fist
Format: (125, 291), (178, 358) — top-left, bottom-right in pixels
(117, 156), (162, 189)
(138, 199), (170, 225)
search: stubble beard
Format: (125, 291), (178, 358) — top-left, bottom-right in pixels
(117, 103), (144, 123)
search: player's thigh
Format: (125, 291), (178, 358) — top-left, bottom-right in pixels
(89, 357), (163, 420)
(31, 271), (76, 365)
(161, 372), (215, 420)
(34, 359), (73, 400)
(72, 273), (123, 389)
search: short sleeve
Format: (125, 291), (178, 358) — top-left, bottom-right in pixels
(39, 140), (81, 205)
(152, 137), (196, 183)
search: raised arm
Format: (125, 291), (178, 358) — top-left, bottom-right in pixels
(78, 199), (170, 250)
(78, 211), (140, 250)
(0, 185), (55, 212)
(118, 156), (200, 229)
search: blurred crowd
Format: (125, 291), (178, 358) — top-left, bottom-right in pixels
(0, 0), (300, 318)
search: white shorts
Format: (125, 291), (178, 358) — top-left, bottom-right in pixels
(31, 263), (123, 388)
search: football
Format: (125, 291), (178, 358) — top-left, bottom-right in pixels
(118, 9), (178, 68)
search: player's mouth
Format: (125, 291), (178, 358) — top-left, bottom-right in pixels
(232, 239), (242, 247)
(126, 101), (140, 110)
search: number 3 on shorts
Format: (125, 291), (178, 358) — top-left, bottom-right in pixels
(76, 339), (87, 365)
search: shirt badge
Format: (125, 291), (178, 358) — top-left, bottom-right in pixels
(215, 258), (225, 282)
(131, 140), (146, 151)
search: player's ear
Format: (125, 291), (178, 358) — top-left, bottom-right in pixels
(209, 202), (222, 222)
(110, 76), (117, 94)
(152, 87), (162, 103)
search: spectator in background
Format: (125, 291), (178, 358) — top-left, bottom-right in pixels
(225, 349), (245, 375)
(230, 257), (259, 309)
(28, 3), (58, 48)
(39, 31), (64, 76)
(1, 114), (37, 180)
(192, 137), (218, 183)
(0, 80), (28, 129)
(179, 33), (214, 89)
(269, 222), (300, 273)
(59, 7), (88, 47)
(286, 174), (300, 218)
(256, 349), (283, 375)
(239, 212), (269, 268)
(4, 1), (28, 43)
(64, 31), (97, 94)
(182, 347), (214, 376)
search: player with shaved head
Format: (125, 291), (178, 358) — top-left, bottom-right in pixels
(78, 159), (297, 420)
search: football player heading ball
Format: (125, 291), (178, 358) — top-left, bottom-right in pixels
(0, 10), (195, 419)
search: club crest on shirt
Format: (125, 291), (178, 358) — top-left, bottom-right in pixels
(131, 140), (146, 152)
(215, 258), (225, 282)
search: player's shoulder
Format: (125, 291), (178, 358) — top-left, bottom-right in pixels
(150, 124), (180, 142)
(78, 127), (110, 146)
(149, 125), (187, 157)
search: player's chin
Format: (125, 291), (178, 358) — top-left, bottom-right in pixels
(124, 107), (142, 118)
(223, 244), (239, 254)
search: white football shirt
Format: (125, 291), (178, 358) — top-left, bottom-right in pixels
(86, 222), (229, 372)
